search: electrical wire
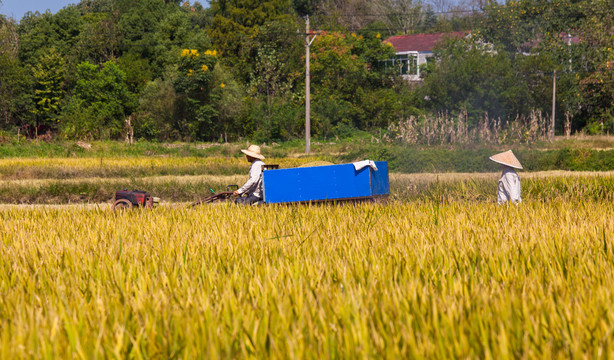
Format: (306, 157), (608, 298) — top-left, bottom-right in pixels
(312, 9), (484, 18)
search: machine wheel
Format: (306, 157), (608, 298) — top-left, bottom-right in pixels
(113, 199), (133, 209)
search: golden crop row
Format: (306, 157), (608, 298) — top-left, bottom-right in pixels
(3, 170), (614, 204)
(0, 157), (325, 171)
(391, 170), (614, 184)
(0, 156), (335, 181)
(3, 154), (614, 179)
(0, 174), (246, 188)
(1, 200), (614, 358)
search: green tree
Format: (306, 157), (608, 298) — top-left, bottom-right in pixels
(292, 0), (322, 16)
(74, 0), (115, 14)
(479, 0), (614, 132)
(371, 0), (430, 35)
(249, 46), (292, 110)
(61, 61), (135, 139)
(17, 7), (82, 67)
(420, 36), (527, 122)
(116, 0), (167, 76)
(0, 16), (34, 129)
(173, 48), (220, 140)
(251, 19), (303, 86)
(134, 78), (178, 140)
(76, 11), (121, 64)
(567, 0), (614, 131)
(309, 31), (396, 134)
(31, 48), (65, 128)
(210, 65), (248, 141)
(117, 53), (153, 93)
(247, 45), (299, 141)
(0, 55), (35, 131)
(116, 0), (211, 78)
(208, 0), (293, 75)
(151, 8), (212, 75)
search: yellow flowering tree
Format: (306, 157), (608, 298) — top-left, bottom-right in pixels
(175, 49), (217, 95)
(174, 48), (221, 139)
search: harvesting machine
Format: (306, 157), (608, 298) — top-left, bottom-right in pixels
(112, 190), (160, 209)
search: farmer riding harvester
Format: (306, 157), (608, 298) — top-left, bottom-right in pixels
(112, 144), (390, 208)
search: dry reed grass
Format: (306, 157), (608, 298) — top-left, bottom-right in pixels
(385, 111), (552, 145)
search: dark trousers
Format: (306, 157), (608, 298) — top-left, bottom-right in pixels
(235, 194), (262, 205)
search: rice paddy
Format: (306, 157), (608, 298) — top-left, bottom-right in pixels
(1, 155), (614, 358)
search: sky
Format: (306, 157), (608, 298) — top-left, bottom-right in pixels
(0, 0), (77, 21)
(0, 1), (213, 21)
(0, 0), (469, 22)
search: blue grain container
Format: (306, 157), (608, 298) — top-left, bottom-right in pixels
(263, 161), (389, 204)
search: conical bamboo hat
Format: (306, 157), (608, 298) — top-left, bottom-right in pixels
(489, 150), (523, 169)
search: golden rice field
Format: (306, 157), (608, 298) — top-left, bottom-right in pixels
(2, 199), (614, 358)
(2, 155), (614, 357)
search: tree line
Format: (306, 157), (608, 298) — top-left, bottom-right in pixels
(0, 0), (612, 142)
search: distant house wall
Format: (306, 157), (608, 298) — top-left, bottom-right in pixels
(384, 31), (468, 82)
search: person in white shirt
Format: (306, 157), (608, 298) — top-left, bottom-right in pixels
(489, 150), (522, 204)
(233, 145), (265, 205)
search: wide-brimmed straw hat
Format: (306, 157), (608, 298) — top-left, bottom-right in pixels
(489, 150), (523, 169)
(241, 145), (265, 160)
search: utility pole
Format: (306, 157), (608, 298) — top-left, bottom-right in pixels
(551, 70), (556, 141)
(304, 16), (318, 154)
(305, 16), (311, 154)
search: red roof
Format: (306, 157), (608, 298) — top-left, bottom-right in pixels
(384, 31), (468, 52)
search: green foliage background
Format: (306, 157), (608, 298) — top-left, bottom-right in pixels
(0, 0), (612, 141)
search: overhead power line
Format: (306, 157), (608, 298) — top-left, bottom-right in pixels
(313, 9), (484, 18)
(310, 27), (468, 32)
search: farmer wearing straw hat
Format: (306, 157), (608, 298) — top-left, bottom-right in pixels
(233, 145), (266, 205)
(489, 150), (522, 204)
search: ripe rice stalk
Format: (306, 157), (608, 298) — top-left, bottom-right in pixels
(2, 197), (614, 357)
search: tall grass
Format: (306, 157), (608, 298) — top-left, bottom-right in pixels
(1, 201), (614, 358)
(384, 110), (551, 145)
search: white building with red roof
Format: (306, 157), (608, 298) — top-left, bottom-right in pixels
(384, 31), (468, 81)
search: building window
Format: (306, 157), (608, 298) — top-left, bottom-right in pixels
(396, 54), (418, 75)
(380, 54), (420, 77)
